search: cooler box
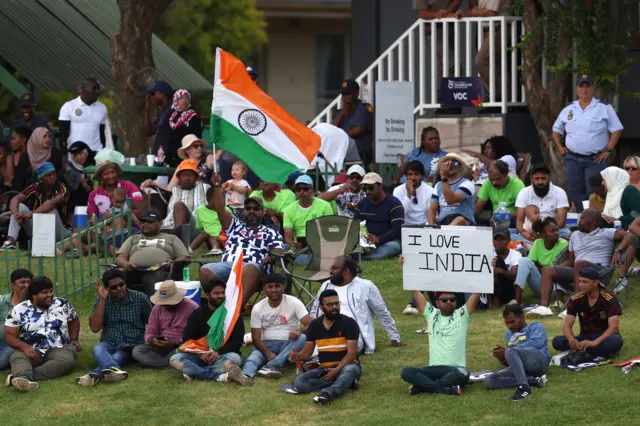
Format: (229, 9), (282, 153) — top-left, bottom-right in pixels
(74, 206), (88, 229)
(566, 213), (579, 227)
(154, 281), (202, 305)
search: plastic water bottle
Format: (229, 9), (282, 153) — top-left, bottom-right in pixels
(493, 202), (511, 228)
(614, 220), (623, 231)
(183, 267), (190, 282)
(157, 146), (165, 166)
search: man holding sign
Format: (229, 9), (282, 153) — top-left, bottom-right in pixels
(400, 291), (480, 396)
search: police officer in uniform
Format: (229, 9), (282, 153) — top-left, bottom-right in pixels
(552, 74), (623, 212)
(332, 79), (374, 170)
(11, 92), (50, 133)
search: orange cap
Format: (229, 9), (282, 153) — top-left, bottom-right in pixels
(176, 159), (199, 176)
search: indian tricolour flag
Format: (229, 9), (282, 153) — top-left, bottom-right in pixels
(211, 48), (321, 183)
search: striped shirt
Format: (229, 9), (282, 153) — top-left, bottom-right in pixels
(163, 181), (210, 228)
(306, 314), (360, 368)
(22, 181), (70, 228)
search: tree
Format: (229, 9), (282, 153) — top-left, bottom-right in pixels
(518, 0), (632, 188)
(111, 0), (174, 156)
(156, 0), (267, 78)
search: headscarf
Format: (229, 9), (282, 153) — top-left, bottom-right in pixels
(27, 127), (52, 170)
(601, 166), (630, 218)
(169, 89), (197, 130)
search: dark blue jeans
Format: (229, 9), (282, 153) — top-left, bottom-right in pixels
(552, 333), (623, 358)
(293, 363), (361, 398)
(400, 365), (469, 394)
(564, 152), (606, 212)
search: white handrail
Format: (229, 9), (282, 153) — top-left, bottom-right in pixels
(308, 16), (526, 128)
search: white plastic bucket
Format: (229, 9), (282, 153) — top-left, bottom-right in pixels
(74, 206), (88, 229)
(566, 212), (579, 227)
(154, 281), (202, 305)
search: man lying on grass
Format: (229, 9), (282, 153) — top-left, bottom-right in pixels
(484, 304), (549, 401)
(400, 290), (480, 396)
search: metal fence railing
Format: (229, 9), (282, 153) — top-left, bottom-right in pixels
(2, 201), (133, 299)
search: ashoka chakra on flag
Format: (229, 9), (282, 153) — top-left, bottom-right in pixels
(238, 109), (267, 136)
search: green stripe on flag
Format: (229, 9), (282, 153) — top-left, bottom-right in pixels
(211, 115), (299, 183)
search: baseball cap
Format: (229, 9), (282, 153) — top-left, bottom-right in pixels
(493, 226), (510, 240)
(246, 66), (258, 78)
(576, 74), (593, 85)
(141, 210), (162, 222)
(294, 175), (313, 186)
(244, 196), (264, 208)
(19, 92), (37, 107)
(346, 164), (366, 177)
(340, 79), (360, 93)
(144, 80), (173, 95)
(579, 267), (600, 281)
(361, 172), (382, 185)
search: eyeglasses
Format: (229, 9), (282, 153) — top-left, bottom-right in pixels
(362, 184), (377, 192)
(624, 166), (638, 171)
(108, 282), (126, 291)
(244, 205), (262, 212)
(438, 297), (456, 303)
(295, 186), (312, 192)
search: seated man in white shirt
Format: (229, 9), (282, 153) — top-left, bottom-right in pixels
(310, 256), (404, 354)
(514, 164), (570, 241)
(393, 161), (434, 225)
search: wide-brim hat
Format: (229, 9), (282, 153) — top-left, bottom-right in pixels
(150, 280), (186, 305)
(438, 152), (468, 170)
(178, 134), (206, 160)
(93, 161), (122, 181)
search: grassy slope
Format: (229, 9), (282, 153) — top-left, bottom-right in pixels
(1, 258), (639, 426)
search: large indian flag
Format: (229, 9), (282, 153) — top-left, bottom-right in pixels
(211, 48), (321, 183)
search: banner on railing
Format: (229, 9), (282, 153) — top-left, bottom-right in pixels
(439, 77), (483, 108)
(31, 214), (56, 257)
(375, 81), (415, 164)
(402, 225), (494, 293)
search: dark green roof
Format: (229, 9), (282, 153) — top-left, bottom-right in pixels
(0, 0), (212, 92)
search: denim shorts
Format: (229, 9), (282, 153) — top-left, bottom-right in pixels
(201, 260), (262, 281)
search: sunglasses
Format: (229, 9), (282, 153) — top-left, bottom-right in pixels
(190, 144), (205, 150)
(108, 282), (126, 291)
(438, 297), (456, 303)
(362, 184), (377, 192)
(624, 167), (638, 171)
(295, 186), (312, 192)
(412, 194), (418, 205)
(244, 205), (262, 212)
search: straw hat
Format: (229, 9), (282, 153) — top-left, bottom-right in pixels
(177, 134), (206, 160)
(150, 280), (186, 305)
(93, 161), (123, 181)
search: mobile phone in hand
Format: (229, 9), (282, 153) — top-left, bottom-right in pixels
(156, 336), (166, 341)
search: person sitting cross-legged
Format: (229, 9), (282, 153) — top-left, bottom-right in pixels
(400, 291), (480, 396)
(5, 277), (81, 393)
(428, 153), (476, 226)
(318, 165), (366, 219)
(169, 278), (252, 386)
(132, 280), (199, 369)
(0, 269), (33, 370)
(241, 273), (311, 380)
(76, 269), (152, 387)
(393, 160), (434, 225)
(551, 267), (623, 360)
(354, 172), (405, 260)
(288, 289), (362, 405)
(490, 227), (521, 309)
(484, 304), (550, 401)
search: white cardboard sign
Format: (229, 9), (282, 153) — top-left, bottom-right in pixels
(375, 81), (415, 164)
(402, 226), (494, 293)
(31, 213), (56, 257)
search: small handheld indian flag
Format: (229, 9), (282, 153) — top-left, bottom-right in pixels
(211, 48), (321, 183)
(179, 247), (244, 353)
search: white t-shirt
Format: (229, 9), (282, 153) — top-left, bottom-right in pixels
(250, 295), (308, 341)
(58, 97), (113, 152)
(393, 182), (434, 225)
(493, 248), (522, 268)
(224, 179), (250, 206)
(499, 155), (517, 175)
(515, 183), (570, 221)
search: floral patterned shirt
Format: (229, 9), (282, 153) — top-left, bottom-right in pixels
(5, 298), (77, 353)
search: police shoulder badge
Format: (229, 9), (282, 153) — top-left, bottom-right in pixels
(342, 81), (347, 88)
(75, 108), (83, 117)
(367, 105), (374, 113)
(567, 110), (573, 121)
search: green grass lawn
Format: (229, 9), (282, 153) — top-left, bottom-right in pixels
(2, 258), (640, 426)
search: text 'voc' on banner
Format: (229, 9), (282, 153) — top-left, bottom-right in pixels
(401, 226), (494, 294)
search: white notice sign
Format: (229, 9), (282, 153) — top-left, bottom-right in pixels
(375, 81), (415, 164)
(402, 226), (494, 293)
(31, 214), (56, 257)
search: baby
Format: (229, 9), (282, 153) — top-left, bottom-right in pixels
(223, 161), (251, 208)
(104, 188), (140, 232)
(523, 205), (540, 234)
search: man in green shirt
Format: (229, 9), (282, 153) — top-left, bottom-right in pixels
(0, 269), (32, 370)
(283, 175), (334, 265)
(514, 217), (568, 303)
(251, 180), (295, 224)
(401, 291), (480, 396)
(475, 160), (525, 225)
(280, 172), (300, 207)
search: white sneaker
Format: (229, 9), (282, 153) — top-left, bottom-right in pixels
(507, 299), (518, 305)
(613, 277), (629, 295)
(525, 305), (554, 318)
(557, 309), (567, 320)
(402, 304), (420, 315)
(550, 300), (565, 310)
(11, 377), (38, 392)
(533, 374), (548, 388)
(550, 350), (571, 367)
(257, 366), (282, 379)
(628, 267), (640, 277)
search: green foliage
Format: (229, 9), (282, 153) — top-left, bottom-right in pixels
(156, 0), (268, 78)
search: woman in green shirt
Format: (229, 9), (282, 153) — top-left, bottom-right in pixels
(513, 217), (568, 303)
(601, 166), (640, 229)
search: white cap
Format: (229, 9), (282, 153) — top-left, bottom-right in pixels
(346, 164), (366, 177)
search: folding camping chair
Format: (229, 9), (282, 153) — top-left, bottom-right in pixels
(276, 215), (362, 309)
